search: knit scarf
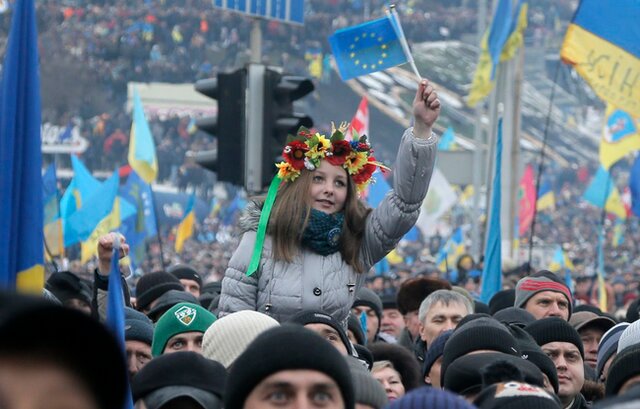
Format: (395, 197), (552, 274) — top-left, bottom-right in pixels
(301, 209), (344, 256)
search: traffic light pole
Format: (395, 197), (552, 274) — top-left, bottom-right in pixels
(246, 64), (266, 193)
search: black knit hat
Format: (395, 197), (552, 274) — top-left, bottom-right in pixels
(473, 360), (561, 409)
(0, 296), (128, 409)
(489, 289), (516, 315)
(396, 277), (451, 315)
(132, 351), (226, 408)
(441, 317), (520, 385)
(167, 264), (202, 287)
(348, 313), (366, 345)
(288, 310), (353, 355)
(353, 287), (383, 321)
(345, 357), (388, 409)
(225, 325), (354, 409)
(135, 272), (184, 311)
(626, 299), (640, 323)
(124, 307), (154, 345)
(605, 344), (640, 396)
(423, 330), (453, 379)
(525, 317), (584, 358)
(494, 307), (536, 328)
(45, 271), (92, 306)
(474, 301), (491, 315)
(381, 294), (398, 310)
(505, 323), (559, 394)
(443, 353), (544, 396)
(386, 386), (477, 409)
(147, 289), (200, 322)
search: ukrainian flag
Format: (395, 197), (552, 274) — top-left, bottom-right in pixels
(436, 227), (465, 272)
(536, 181), (556, 211)
(468, 0), (528, 107)
(42, 163), (64, 259)
(583, 167), (628, 220)
(175, 194), (195, 253)
(128, 90), (158, 184)
(329, 15), (407, 81)
(549, 246), (573, 273)
(561, 0), (640, 117)
(0, 0), (44, 292)
(599, 104), (640, 170)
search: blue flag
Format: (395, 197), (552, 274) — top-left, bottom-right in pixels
(488, 0), (514, 79)
(0, 0), (44, 292)
(630, 155), (640, 217)
(438, 127), (456, 150)
(480, 118), (503, 303)
(329, 15), (407, 81)
(65, 170), (120, 246)
(106, 244), (134, 409)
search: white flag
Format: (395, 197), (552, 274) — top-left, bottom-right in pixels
(415, 167), (458, 236)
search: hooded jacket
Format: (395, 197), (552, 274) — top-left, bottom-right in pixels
(218, 128), (437, 326)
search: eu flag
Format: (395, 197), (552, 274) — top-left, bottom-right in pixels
(0, 0), (44, 292)
(329, 16), (407, 81)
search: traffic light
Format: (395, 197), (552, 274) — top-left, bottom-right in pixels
(194, 69), (246, 186)
(261, 69), (314, 187)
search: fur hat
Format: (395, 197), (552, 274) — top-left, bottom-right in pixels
(368, 343), (422, 391)
(396, 277), (451, 315)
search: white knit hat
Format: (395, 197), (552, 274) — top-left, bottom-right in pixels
(202, 310), (279, 368)
(617, 319), (640, 354)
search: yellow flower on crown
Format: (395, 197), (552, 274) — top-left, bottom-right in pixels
(307, 134), (331, 162)
(344, 150), (369, 175)
(276, 162), (300, 182)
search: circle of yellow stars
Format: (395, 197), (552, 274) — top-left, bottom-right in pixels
(349, 32), (389, 70)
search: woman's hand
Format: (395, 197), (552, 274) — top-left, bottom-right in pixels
(412, 79), (441, 139)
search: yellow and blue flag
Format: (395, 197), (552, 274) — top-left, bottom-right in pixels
(536, 181), (556, 211)
(480, 117), (503, 303)
(175, 194), (195, 253)
(599, 104), (640, 170)
(329, 15), (407, 81)
(561, 0), (640, 118)
(596, 228), (608, 312)
(0, 0), (44, 292)
(42, 163), (64, 259)
(583, 166), (628, 220)
(438, 127), (457, 151)
(468, 0), (528, 107)
(436, 227), (465, 272)
(612, 219), (625, 248)
(549, 246), (574, 272)
(128, 90), (158, 184)
(65, 171), (120, 246)
(118, 171), (157, 267)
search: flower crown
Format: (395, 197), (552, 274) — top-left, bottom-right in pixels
(275, 122), (388, 192)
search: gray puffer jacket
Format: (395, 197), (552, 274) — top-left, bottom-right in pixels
(218, 128), (437, 326)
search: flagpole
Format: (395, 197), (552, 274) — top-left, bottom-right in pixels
(527, 60), (561, 267)
(387, 5), (422, 81)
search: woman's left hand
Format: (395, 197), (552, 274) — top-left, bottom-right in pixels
(412, 79), (441, 138)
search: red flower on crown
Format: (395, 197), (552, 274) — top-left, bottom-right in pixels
(283, 140), (308, 170)
(352, 155), (378, 186)
(326, 140), (352, 166)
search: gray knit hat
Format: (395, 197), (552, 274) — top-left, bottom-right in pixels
(514, 271), (573, 317)
(346, 357), (388, 409)
(125, 307), (154, 345)
(597, 323), (629, 379)
(202, 310), (279, 368)
(353, 287), (383, 321)
(617, 319), (640, 354)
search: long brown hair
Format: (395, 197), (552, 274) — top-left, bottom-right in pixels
(266, 166), (372, 273)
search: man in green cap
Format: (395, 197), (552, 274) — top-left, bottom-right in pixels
(152, 302), (216, 357)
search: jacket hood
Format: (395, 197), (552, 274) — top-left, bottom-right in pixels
(238, 200), (262, 233)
